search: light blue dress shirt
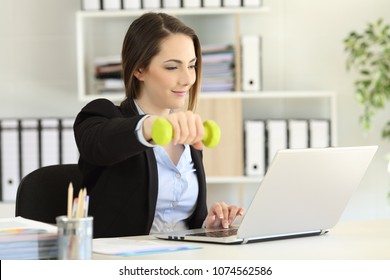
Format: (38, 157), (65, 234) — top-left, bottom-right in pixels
(133, 101), (199, 233)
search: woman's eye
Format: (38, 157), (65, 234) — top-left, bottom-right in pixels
(189, 65), (197, 69)
(165, 66), (177, 70)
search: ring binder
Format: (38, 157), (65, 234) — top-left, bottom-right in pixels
(0, 119), (20, 202)
(21, 119), (40, 178)
(0, 117), (81, 202)
(241, 35), (262, 91)
(244, 120), (265, 176)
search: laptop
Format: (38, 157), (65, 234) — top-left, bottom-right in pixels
(153, 146), (378, 244)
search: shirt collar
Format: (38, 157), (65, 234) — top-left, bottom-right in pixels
(133, 99), (144, 115)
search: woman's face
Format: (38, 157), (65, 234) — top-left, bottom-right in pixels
(135, 33), (197, 115)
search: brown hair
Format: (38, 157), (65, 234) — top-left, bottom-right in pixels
(121, 12), (202, 111)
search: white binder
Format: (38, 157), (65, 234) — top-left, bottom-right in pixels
(266, 120), (287, 167)
(102, 0), (122, 10)
(61, 119), (79, 164)
(40, 119), (60, 167)
(244, 120), (265, 176)
(143, 0), (161, 9)
(183, 0), (201, 8)
(309, 119), (331, 148)
(81, 0), (101, 10)
(203, 0), (221, 7)
(1, 120), (20, 202)
(123, 0), (141, 9)
(288, 119), (309, 149)
(241, 35), (262, 91)
(21, 119), (39, 178)
(243, 0), (263, 7)
(223, 0), (240, 7)
(163, 0), (181, 8)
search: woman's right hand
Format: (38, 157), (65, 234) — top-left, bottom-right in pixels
(204, 202), (245, 229)
(143, 111), (205, 150)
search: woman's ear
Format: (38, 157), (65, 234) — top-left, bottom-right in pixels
(133, 68), (144, 81)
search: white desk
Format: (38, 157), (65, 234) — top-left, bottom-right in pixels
(93, 219), (390, 260)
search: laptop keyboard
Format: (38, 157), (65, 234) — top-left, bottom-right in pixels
(186, 228), (238, 238)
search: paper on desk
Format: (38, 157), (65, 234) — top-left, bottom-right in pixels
(0, 216), (57, 234)
(0, 217), (58, 260)
(93, 237), (201, 256)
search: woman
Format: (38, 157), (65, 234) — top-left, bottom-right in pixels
(74, 12), (243, 238)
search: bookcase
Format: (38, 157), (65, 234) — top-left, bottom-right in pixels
(76, 7), (270, 101)
(75, 7), (337, 207)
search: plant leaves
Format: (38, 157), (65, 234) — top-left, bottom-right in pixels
(344, 18), (390, 133)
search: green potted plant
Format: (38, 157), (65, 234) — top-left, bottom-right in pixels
(344, 18), (390, 204)
(343, 18), (390, 138)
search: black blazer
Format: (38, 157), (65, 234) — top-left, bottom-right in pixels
(74, 98), (208, 238)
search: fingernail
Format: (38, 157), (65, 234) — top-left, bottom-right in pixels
(223, 221), (229, 229)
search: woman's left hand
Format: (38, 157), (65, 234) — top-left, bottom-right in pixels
(204, 202), (245, 229)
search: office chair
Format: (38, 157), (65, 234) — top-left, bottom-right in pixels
(15, 164), (83, 224)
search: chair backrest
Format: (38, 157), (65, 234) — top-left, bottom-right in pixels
(15, 164), (83, 224)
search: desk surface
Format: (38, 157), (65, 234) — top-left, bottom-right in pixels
(93, 219), (390, 260)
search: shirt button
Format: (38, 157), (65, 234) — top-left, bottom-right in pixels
(176, 173), (181, 179)
(172, 201), (177, 207)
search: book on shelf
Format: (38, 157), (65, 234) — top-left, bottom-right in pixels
(183, 0), (201, 8)
(243, 118), (332, 176)
(123, 0), (141, 9)
(223, 0), (241, 7)
(102, 0), (122, 10)
(309, 119), (331, 148)
(95, 64), (122, 79)
(201, 44), (235, 92)
(143, 0), (161, 9)
(95, 79), (125, 95)
(0, 217), (58, 260)
(243, 0), (263, 7)
(288, 119), (309, 149)
(94, 55), (121, 66)
(241, 35), (262, 91)
(94, 55), (122, 78)
(162, 0), (181, 8)
(265, 119), (288, 168)
(244, 120), (265, 176)
(81, 0), (101, 11)
(0, 119), (20, 202)
(94, 55), (123, 92)
(0, 118), (79, 201)
(203, 0), (221, 8)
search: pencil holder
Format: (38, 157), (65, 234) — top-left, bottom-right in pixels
(56, 216), (93, 260)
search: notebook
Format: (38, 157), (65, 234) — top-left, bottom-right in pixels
(153, 146), (378, 244)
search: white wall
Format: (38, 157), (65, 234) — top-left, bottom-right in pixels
(0, 0), (389, 220)
(0, 0), (85, 119)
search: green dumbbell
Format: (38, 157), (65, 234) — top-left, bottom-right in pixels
(151, 117), (221, 148)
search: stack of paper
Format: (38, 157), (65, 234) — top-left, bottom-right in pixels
(201, 45), (235, 92)
(93, 55), (124, 95)
(0, 217), (58, 260)
(93, 237), (201, 257)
